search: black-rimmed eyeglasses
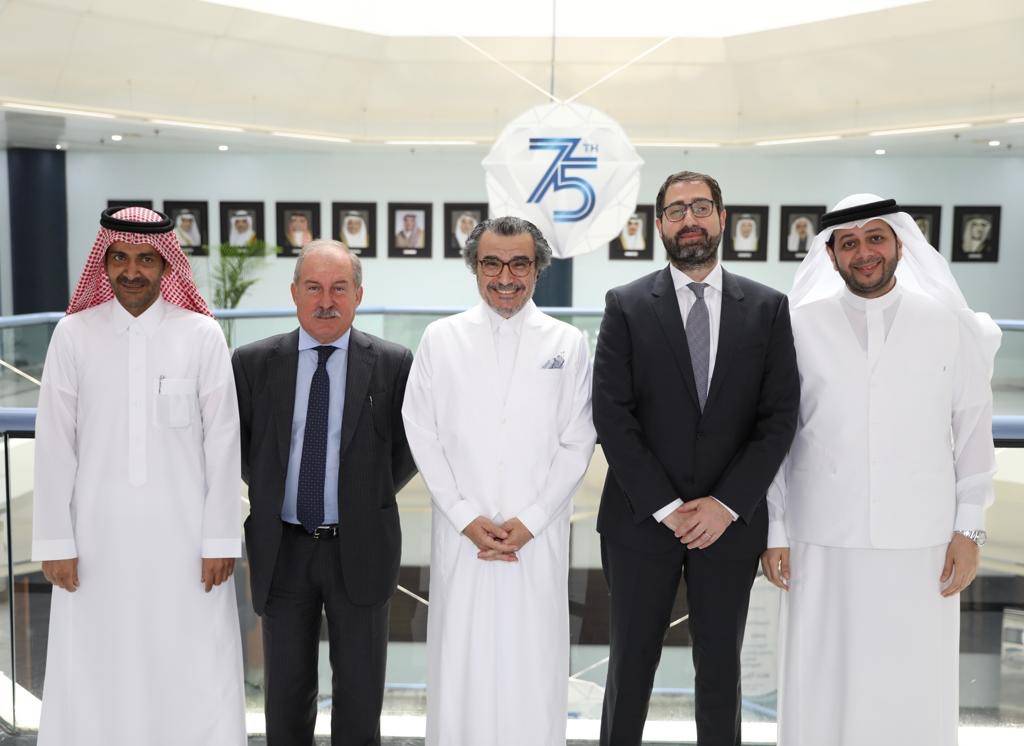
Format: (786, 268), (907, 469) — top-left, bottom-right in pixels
(661, 199), (716, 221)
(477, 257), (536, 277)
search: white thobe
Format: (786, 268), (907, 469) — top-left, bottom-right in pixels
(32, 298), (245, 746)
(768, 284), (995, 746)
(402, 301), (596, 746)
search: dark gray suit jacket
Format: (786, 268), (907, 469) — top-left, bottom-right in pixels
(232, 326), (416, 613)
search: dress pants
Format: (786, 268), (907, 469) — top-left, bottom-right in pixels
(262, 522), (389, 746)
(600, 536), (759, 746)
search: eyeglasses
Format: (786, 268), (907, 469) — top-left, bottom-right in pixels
(478, 257), (535, 277)
(661, 199), (716, 221)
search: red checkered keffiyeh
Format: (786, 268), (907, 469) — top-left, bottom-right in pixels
(66, 206), (212, 316)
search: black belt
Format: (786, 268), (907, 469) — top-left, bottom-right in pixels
(283, 521), (339, 539)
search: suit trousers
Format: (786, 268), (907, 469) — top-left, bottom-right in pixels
(600, 536), (759, 746)
(262, 522), (389, 746)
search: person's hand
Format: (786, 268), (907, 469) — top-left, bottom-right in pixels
(661, 509), (687, 535)
(42, 558), (79, 592)
(674, 497), (733, 549)
(202, 558), (236, 593)
(760, 547), (791, 591)
(464, 516), (519, 562)
(940, 533), (980, 597)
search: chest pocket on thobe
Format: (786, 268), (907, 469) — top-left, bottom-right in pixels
(156, 378), (198, 428)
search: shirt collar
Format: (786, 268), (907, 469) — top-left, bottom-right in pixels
(839, 281), (903, 312)
(670, 261), (723, 295)
(109, 296), (167, 336)
(482, 300), (533, 337)
(298, 326), (351, 352)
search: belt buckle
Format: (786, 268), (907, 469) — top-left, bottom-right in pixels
(312, 525), (337, 540)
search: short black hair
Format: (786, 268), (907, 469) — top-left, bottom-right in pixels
(461, 216), (553, 275)
(655, 171), (724, 218)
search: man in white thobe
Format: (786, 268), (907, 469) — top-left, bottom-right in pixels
(761, 195), (1001, 746)
(402, 216), (596, 745)
(32, 206), (245, 746)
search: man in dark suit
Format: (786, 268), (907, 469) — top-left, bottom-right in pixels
(594, 171), (800, 746)
(232, 239), (416, 745)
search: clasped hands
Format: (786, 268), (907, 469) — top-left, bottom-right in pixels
(662, 496), (733, 550)
(42, 557), (236, 593)
(463, 516), (533, 562)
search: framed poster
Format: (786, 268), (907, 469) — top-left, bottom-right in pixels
(779, 205), (826, 262)
(952, 206), (1000, 263)
(443, 203), (488, 259)
(388, 202), (432, 259)
(163, 200), (209, 256)
(332, 202), (377, 258)
(904, 205), (941, 250)
(609, 205), (654, 261)
(219, 201), (264, 248)
(107, 199), (152, 209)
(276, 202), (321, 257)
(722, 205), (768, 262)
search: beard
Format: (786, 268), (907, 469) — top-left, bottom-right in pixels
(836, 255), (899, 297)
(661, 224), (721, 270)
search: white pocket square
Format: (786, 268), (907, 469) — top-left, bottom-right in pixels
(542, 352), (566, 369)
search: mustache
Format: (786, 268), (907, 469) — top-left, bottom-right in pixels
(116, 276), (149, 288)
(312, 307), (341, 319)
(676, 226), (708, 240)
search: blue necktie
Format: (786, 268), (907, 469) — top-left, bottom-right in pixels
(297, 345), (336, 533)
(687, 282), (710, 411)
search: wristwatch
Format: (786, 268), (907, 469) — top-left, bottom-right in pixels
(954, 529), (987, 546)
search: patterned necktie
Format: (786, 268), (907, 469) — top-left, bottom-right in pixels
(687, 282), (710, 410)
(297, 345), (336, 533)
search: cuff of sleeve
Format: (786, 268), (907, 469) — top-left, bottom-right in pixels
(201, 538), (242, 558)
(32, 539), (78, 561)
(517, 505), (547, 539)
(711, 496), (739, 522)
(767, 521), (789, 549)
(953, 504), (985, 533)
(446, 500), (480, 534)
(653, 499), (683, 523)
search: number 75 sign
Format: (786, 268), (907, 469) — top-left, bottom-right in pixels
(483, 103), (643, 259)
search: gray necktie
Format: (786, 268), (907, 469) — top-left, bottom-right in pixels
(687, 282), (710, 410)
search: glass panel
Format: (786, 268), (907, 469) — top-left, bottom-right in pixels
(994, 327), (1024, 416)
(0, 435), (13, 726)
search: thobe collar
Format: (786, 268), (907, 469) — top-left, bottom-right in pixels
(839, 281), (903, 313)
(481, 300), (533, 338)
(109, 296), (167, 337)
(669, 261), (723, 295)
(297, 325), (351, 352)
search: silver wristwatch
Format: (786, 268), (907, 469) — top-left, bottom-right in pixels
(954, 529), (987, 546)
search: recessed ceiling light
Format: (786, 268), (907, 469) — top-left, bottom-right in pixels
(4, 102), (115, 119)
(988, 140), (1000, 147)
(1007, 117), (1024, 124)
(754, 135), (841, 146)
(272, 131), (351, 143)
(875, 149), (886, 155)
(55, 144), (63, 150)
(634, 141), (721, 148)
(385, 140), (477, 146)
(110, 134), (123, 142)
(218, 145), (229, 151)
(868, 123), (970, 137)
(150, 119), (245, 132)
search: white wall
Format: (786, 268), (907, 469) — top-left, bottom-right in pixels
(65, 149), (1024, 319)
(0, 150), (11, 316)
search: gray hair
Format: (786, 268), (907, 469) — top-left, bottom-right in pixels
(461, 216), (553, 275)
(292, 239), (363, 288)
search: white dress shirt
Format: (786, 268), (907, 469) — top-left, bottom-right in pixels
(653, 262), (738, 523)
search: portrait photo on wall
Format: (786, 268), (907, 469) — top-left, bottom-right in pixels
(722, 205), (768, 262)
(952, 206), (1000, 263)
(163, 201), (209, 256)
(779, 205), (826, 262)
(388, 202), (432, 259)
(107, 199), (153, 210)
(609, 205), (654, 261)
(276, 202), (321, 257)
(332, 202), (377, 258)
(219, 201), (264, 248)
(444, 203), (488, 259)
(904, 205), (942, 250)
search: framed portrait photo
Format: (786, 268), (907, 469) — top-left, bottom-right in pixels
(332, 202), (377, 258)
(276, 202), (321, 257)
(219, 201), (264, 248)
(107, 199), (153, 210)
(952, 206), (1000, 263)
(903, 205), (941, 250)
(388, 203), (432, 259)
(779, 206), (825, 262)
(163, 200), (209, 256)
(722, 205), (768, 262)
(609, 205), (655, 261)
(444, 203), (488, 259)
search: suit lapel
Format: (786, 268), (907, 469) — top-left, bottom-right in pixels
(340, 328), (378, 458)
(704, 268), (746, 412)
(268, 329), (300, 470)
(649, 266), (700, 409)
